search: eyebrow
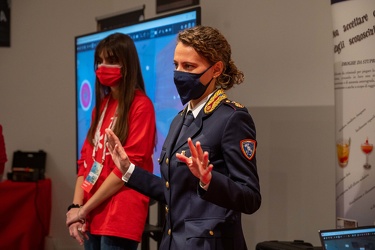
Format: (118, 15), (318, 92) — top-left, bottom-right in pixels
(102, 54), (119, 63)
(174, 60), (198, 65)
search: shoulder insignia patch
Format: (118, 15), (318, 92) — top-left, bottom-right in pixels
(204, 89), (227, 114)
(240, 139), (256, 160)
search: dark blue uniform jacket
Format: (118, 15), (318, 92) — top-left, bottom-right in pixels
(127, 88), (261, 250)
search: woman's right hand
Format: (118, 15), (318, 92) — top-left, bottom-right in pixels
(68, 221), (88, 245)
(105, 128), (130, 174)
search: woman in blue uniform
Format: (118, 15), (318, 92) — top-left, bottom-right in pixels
(98, 26), (260, 250)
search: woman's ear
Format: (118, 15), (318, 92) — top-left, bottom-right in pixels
(212, 61), (224, 78)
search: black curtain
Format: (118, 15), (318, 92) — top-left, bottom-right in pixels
(0, 0), (10, 47)
(331, 0), (347, 4)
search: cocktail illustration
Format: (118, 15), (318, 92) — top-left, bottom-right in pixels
(361, 138), (373, 169)
(336, 138), (350, 167)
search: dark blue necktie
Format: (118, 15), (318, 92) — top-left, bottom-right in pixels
(177, 111), (194, 142)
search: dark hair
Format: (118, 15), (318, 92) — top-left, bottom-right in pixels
(87, 33), (145, 144)
(177, 26), (244, 90)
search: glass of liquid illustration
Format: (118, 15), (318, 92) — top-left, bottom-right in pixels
(361, 138), (373, 169)
(337, 138), (350, 167)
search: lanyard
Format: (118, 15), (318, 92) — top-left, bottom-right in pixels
(91, 98), (117, 164)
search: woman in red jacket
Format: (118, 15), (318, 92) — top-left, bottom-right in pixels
(66, 33), (156, 250)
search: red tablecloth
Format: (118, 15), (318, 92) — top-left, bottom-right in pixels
(0, 179), (51, 250)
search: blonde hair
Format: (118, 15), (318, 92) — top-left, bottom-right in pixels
(177, 26), (244, 90)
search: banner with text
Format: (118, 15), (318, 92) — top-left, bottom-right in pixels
(332, 0), (375, 228)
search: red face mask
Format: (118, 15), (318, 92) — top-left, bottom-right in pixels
(95, 64), (122, 87)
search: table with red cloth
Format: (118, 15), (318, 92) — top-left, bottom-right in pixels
(0, 179), (52, 250)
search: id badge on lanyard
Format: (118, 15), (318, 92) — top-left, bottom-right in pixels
(82, 99), (116, 193)
(82, 160), (104, 193)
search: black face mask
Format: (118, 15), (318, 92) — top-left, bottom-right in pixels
(173, 66), (213, 105)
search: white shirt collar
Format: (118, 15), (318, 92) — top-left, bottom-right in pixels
(187, 91), (215, 118)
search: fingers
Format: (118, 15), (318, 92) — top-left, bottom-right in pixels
(175, 152), (189, 164)
(200, 166), (213, 185)
(66, 210), (76, 227)
(187, 139), (205, 162)
(105, 130), (126, 158)
(81, 222), (88, 233)
(105, 129), (117, 151)
(114, 144), (124, 157)
(184, 138), (211, 171)
(187, 138), (204, 162)
(69, 222), (87, 245)
(187, 138), (197, 157)
(105, 128), (115, 140)
(105, 128), (120, 148)
(66, 207), (86, 227)
(79, 223), (89, 242)
(201, 151), (210, 168)
(105, 129), (130, 170)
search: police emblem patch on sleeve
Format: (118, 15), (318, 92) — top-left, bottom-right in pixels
(240, 139), (256, 160)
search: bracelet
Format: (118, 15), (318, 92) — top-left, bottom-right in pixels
(67, 203), (82, 211)
(78, 206), (86, 224)
(199, 181), (208, 189)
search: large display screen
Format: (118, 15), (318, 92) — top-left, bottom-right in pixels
(75, 7), (201, 176)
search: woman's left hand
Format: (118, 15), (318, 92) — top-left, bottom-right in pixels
(66, 207), (86, 227)
(176, 138), (213, 186)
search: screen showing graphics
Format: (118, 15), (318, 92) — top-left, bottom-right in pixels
(75, 7), (201, 176)
(319, 226), (375, 250)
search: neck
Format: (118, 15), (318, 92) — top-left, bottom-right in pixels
(110, 87), (119, 100)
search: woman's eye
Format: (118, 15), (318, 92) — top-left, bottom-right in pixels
(184, 64), (194, 70)
(107, 56), (119, 65)
(173, 62), (195, 71)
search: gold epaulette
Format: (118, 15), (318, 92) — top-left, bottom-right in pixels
(224, 99), (244, 109)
